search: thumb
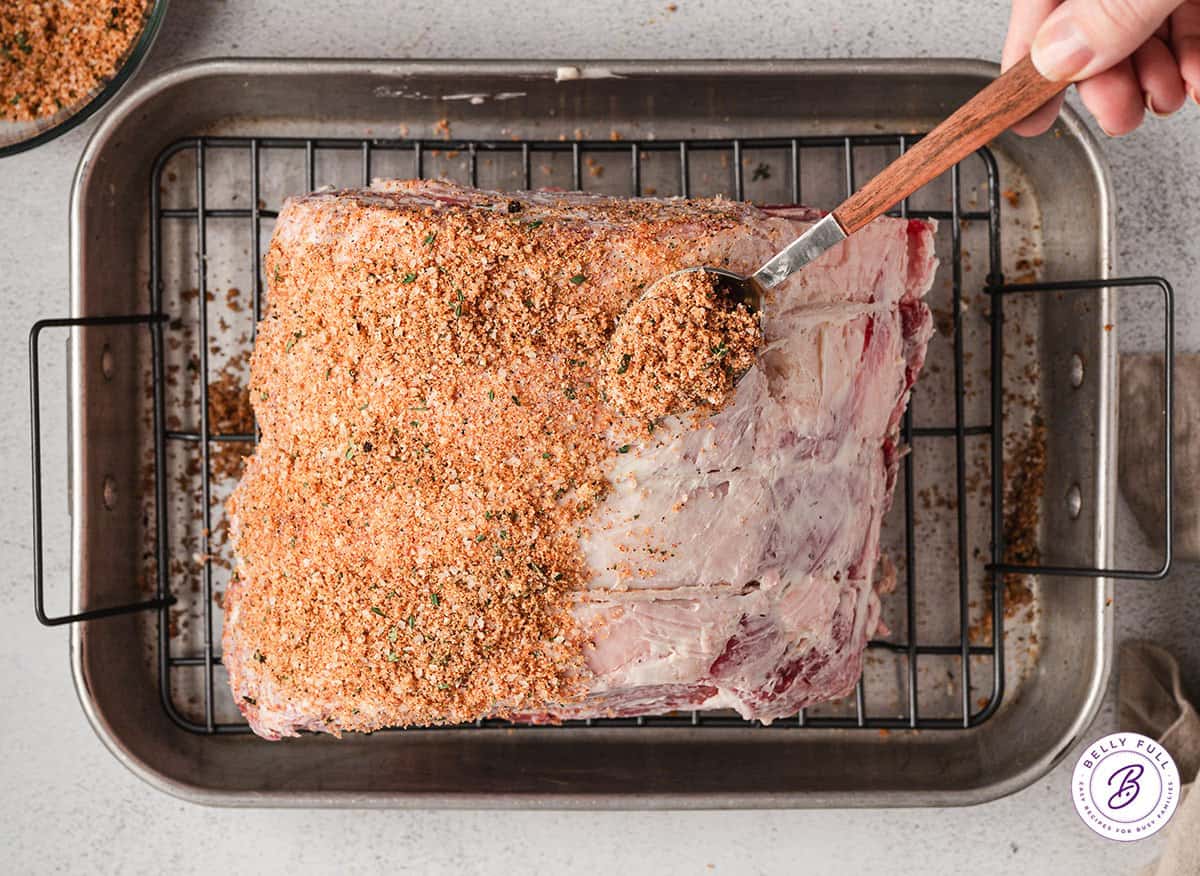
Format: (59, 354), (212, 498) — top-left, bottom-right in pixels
(1031, 0), (1181, 81)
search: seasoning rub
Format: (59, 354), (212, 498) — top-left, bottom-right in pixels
(1, 1), (147, 122)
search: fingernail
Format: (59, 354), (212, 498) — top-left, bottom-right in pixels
(1031, 18), (1093, 82)
(1191, 86), (1200, 107)
(1145, 93), (1172, 119)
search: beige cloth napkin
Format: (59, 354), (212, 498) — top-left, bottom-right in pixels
(1123, 641), (1200, 875)
(1119, 354), (1200, 559)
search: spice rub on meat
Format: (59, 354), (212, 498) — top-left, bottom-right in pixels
(223, 179), (937, 738)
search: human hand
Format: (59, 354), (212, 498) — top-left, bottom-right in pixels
(1003, 0), (1200, 135)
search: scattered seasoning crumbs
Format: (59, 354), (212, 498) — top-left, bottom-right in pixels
(207, 363), (254, 480)
(972, 419), (1045, 642)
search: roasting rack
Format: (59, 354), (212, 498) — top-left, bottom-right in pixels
(31, 131), (1174, 736)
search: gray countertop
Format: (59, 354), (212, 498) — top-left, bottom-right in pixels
(3, 1), (1198, 873)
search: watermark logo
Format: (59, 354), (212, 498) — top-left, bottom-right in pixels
(1072, 732), (1179, 842)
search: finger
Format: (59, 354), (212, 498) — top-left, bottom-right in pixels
(1171, 0), (1200, 102)
(1005, 0), (1067, 135)
(1004, 0), (1061, 66)
(1010, 93), (1068, 135)
(1134, 37), (1187, 115)
(1077, 59), (1146, 135)
(1032, 0), (1182, 82)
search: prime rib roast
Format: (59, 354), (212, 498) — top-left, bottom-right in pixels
(223, 179), (936, 738)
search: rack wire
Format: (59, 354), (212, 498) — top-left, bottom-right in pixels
(28, 130), (1173, 736)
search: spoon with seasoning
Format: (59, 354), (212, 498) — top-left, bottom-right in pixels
(602, 266), (763, 422)
(653, 55), (1066, 321)
(603, 57), (1065, 421)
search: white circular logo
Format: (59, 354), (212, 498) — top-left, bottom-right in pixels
(1072, 732), (1180, 842)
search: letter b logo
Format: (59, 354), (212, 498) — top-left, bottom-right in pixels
(1107, 763), (1143, 810)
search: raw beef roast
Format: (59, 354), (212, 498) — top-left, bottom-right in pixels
(223, 180), (936, 738)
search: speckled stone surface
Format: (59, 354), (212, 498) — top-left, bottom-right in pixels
(2, 1), (1198, 872)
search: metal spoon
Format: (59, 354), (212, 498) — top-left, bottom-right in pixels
(651, 56), (1066, 315)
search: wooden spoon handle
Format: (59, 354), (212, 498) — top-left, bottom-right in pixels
(832, 56), (1066, 234)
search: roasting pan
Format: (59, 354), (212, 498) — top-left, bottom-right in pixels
(31, 58), (1174, 807)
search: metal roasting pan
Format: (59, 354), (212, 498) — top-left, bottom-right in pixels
(59, 59), (1119, 808)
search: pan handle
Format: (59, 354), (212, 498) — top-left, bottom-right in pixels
(985, 276), (1174, 581)
(30, 313), (174, 626)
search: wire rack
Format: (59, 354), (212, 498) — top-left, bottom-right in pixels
(29, 130), (1174, 736)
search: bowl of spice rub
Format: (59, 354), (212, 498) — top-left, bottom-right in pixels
(1, 1), (168, 157)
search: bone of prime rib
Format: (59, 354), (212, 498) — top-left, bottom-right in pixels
(223, 179), (936, 738)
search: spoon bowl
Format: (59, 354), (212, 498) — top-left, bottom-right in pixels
(602, 266), (767, 418)
(639, 266), (765, 315)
